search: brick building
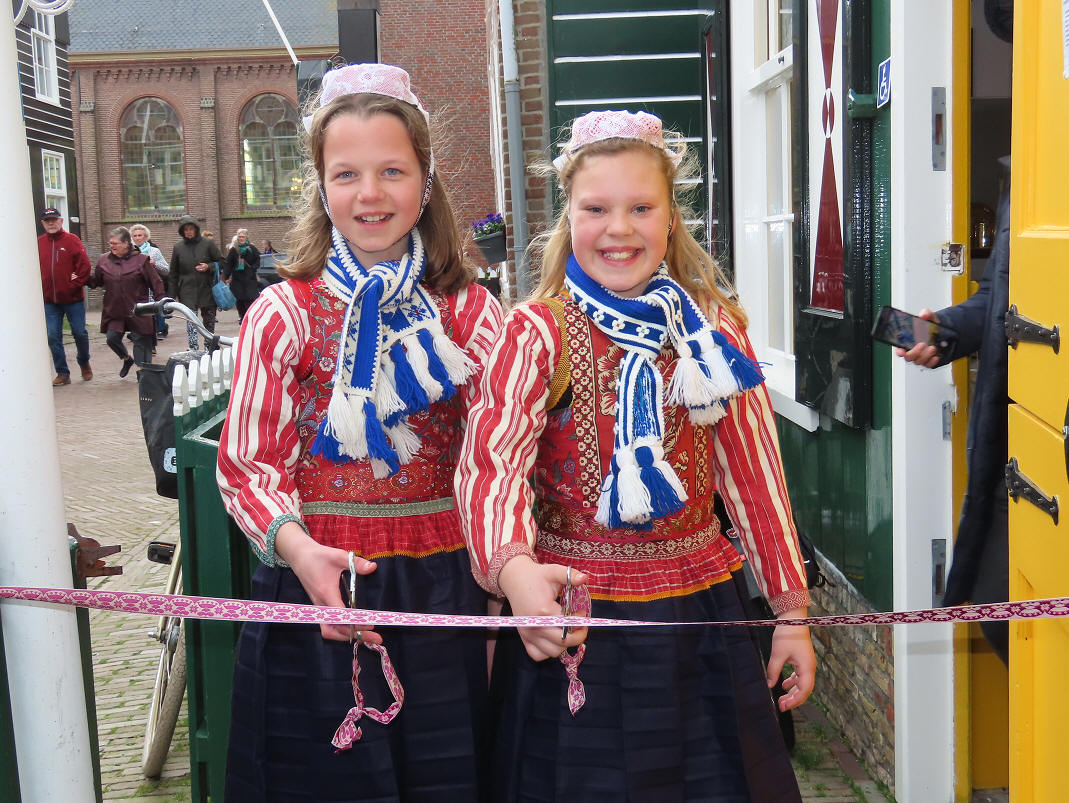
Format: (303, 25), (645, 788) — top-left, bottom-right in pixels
(68, 0), (497, 272)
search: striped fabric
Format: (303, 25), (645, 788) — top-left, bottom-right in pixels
(218, 278), (502, 565)
(454, 300), (810, 614)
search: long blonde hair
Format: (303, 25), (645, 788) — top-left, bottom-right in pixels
(529, 134), (747, 329)
(280, 92), (473, 295)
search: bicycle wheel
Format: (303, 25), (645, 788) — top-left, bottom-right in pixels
(141, 617), (186, 777)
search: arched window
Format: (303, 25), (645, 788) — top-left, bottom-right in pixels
(241, 94), (301, 208)
(120, 98), (186, 213)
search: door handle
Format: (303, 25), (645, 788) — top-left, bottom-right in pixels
(1005, 457), (1059, 525)
(1005, 305), (1060, 353)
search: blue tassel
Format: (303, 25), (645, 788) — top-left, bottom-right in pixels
(603, 458), (654, 531)
(635, 445), (685, 520)
(310, 418), (350, 464)
(362, 399), (400, 475)
(416, 329), (455, 401)
(711, 332), (764, 391)
(389, 343), (429, 417)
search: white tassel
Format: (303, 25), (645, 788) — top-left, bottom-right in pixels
(615, 447), (652, 523)
(327, 391), (368, 459)
(666, 354), (718, 407)
(375, 359), (407, 419)
(401, 333), (444, 402)
(700, 347), (744, 399)
(387, 420), (421, 463)
(595, 478), (613, 526)
(689, 403), (728, 426)
(370, 458), (392, 479)
(431, 326), (476, 384)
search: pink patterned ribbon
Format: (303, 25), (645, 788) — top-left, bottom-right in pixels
(558, 583), (591, 715)
(3, 586), (1069, 629)
(332, 641), (405, 752)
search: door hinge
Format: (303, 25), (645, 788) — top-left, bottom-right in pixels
(1005, 457), (1059, 525)
(940, 243), (964, 274)
(1005, 305), (1060, 353)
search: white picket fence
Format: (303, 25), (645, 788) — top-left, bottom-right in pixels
(171, 347), (235, 416)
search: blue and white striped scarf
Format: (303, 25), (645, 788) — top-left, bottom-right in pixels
(311, 226), (476, 477)
(564, 254), (764, 529)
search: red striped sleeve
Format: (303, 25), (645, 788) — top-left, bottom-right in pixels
(711, 311), (811, 614)
(216, 282), (310, 565)
(454, 302), (560, 594)
(447, 282), (505, 418)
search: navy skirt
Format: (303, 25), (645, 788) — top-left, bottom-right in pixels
(489, 573), (802, 803)
(226, 550), (490, 802)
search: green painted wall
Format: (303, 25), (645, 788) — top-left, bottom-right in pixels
(778, 0), (893, 612)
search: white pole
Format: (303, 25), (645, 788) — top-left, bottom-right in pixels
(497, 0), (531, 298)
(0, 12), (95, 801)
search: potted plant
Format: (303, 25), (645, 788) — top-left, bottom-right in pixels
(471, 212), (507, 263)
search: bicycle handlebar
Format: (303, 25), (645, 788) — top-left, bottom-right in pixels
(134, 297), (235, 350)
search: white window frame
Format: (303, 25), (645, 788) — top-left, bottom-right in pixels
(31, 12), (60, 105)
(41, 149), (67, 218)
(729, 3), (797, 396)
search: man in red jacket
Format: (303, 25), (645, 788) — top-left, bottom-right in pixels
(39, 208), (93, 385)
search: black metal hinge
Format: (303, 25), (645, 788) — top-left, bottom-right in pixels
(1005, 457), (1059, 525)
(1005, 305), (1060, 353)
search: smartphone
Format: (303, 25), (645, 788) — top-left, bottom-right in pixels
(870, 305), (957, 352)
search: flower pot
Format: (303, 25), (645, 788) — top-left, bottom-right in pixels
(474, 230), (507, 263)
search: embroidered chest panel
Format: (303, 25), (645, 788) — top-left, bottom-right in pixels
(292, 278), (463, 504)
(542, 299), (712, 510)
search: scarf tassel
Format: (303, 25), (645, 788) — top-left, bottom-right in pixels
(401, 333), (445, 403)
(389, 343), (430, 420)
(710, 332), (764, 391)
(362, 398), (400, 476)
(415, 328), (456, 402)
(386, 419), (421, 464)
(430, 326), (477, 386)
(688, 401), (729, 426)
(311, 392), (368, 462)
(375, 359), (407, 422)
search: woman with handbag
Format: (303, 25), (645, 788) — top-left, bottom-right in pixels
(168, 215), (224, 350)
(223, 228), (261, 322)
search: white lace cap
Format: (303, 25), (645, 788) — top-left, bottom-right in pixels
(552, 110), (686, 172)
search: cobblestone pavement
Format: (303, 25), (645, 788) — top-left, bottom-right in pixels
(51, 308), (890, 803)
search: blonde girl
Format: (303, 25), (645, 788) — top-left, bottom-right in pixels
(218, 64), (501, 801)
(456, 110), (815, 801)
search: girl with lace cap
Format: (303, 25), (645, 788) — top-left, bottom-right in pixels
(456, 110), (815, 801)
(217, 63), (502, 801)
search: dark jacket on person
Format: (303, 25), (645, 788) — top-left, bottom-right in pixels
(168, 215), (223, 309)
(39, 228), (92, 304)
(936, 157), (1010, 606)
(223, 242), (262, 302)
(89, 246), (165, 336)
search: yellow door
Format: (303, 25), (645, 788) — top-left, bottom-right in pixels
(1008, 2), (1069, 800)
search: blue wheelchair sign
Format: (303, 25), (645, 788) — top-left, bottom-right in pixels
(877, 57), (891, 109)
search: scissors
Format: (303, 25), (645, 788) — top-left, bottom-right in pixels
(348, 551), (362, 644)
(561, 566), (572, 641)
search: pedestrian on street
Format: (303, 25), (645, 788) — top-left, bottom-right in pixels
(223, 228), (261, 322)
(168, 215), (222, 350)
(89, 226), (164, 377)
(38, 207), (92, 386)
(130, 224), (170, 339)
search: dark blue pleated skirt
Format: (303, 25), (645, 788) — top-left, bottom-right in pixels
(489, 573), (802, 803)
(226, 550), (490, 803)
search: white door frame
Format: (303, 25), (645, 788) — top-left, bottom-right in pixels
(889, 2), (958, 799)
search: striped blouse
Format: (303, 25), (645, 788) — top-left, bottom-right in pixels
(217, 277), (503, 565)
(454, 299), (810, 615)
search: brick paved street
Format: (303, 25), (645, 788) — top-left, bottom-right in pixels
(49, 307), (890, 802)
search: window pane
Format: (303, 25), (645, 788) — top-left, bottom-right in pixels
(120, 98), (185, 212)
(767, 221), (788, 351)
(765, 91), (784, 215)
(776, 2), (793, 52)
(241, 94), (300, 208)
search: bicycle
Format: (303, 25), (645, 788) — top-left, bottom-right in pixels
(134, 298), (234, 777)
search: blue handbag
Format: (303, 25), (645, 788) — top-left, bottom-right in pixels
(211, 262), (236, 310)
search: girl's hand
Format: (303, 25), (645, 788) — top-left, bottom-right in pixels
(767, 607), (817, 712)
(499, 555), (589, 661)
(275, 521), (381, 643)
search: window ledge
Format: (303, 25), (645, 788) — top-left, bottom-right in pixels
(768, 387), (819, 432)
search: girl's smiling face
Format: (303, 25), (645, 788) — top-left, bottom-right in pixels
(322, 112), (425, 265)
(567, 148), (672, 298)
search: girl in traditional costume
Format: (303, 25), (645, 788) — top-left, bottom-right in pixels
(456, 110), (815, 801)
(218, 63), (502, 801)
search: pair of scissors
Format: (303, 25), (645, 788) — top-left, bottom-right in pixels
(348, 551), (362, 644)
